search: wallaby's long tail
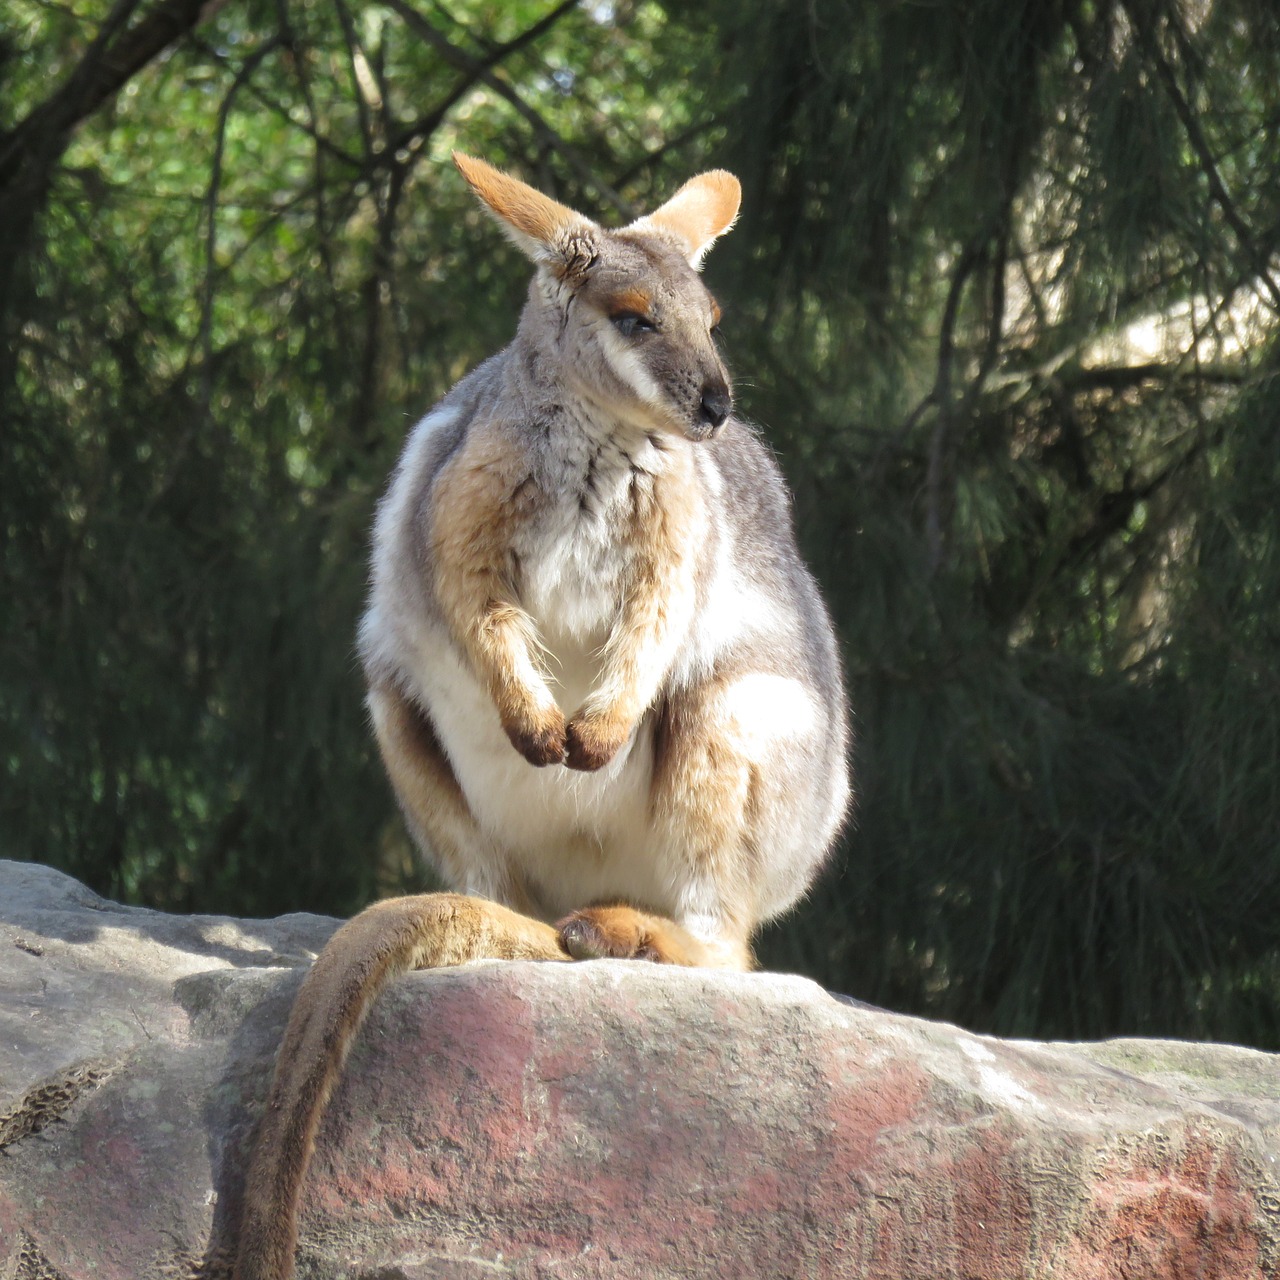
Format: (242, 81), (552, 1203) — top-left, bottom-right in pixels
(233, 892), (566, 1280)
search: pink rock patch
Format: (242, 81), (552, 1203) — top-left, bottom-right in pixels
(1068, 1125), (1267, 1280)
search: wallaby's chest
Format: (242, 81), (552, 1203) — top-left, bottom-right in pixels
(515, 426), (667, 639)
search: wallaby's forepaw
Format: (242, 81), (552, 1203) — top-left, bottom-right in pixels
(557, 905), (697, 963)
(504, 708), (567, 767)
(565, 711), (631, 771)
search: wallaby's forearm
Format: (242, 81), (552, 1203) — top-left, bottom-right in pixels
(428, 436), (565, 765)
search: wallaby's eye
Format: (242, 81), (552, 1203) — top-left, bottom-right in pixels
(710, 323), (723, 342)
(611, 311), (656, 338)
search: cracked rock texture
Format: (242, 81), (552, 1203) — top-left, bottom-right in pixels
(1, 858), (1278, 1279)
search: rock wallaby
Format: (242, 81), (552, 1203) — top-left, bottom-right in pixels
(233, 154), (851, 1280)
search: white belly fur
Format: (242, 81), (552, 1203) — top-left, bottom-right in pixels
(406, 626), (670, 919)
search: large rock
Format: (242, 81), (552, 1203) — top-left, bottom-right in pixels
(0, 859), (1277, 1279)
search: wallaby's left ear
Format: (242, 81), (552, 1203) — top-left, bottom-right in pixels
(453, 152), (598, 280)
(630, 170), (741, 270)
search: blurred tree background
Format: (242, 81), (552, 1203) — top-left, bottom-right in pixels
(3, 0), (1278, 1047)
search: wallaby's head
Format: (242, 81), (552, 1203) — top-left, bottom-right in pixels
(454, 153), (740, 442)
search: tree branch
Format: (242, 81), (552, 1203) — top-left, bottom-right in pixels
(922, 234), (987, 570)
(0, 0), (230, 189)
(187, 36), (365, 172)
(1125, 1), (1280, 313)
(0, 0), (229, 402)
(382, 0), (640, 220)
(200, 37), (285, 419)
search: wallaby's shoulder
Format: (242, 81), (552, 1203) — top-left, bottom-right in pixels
(683, 416), (814, 607)
(381, 350), (510, 502)
(702, 417), (793, 520)
(367, 349), (525, 595)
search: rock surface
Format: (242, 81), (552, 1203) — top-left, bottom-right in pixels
(0, 858), (1278, 1280)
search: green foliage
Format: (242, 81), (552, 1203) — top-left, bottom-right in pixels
(2, 0), (1278, 1044)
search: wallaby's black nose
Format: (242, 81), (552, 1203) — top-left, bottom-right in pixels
(699, 387), (732, 430)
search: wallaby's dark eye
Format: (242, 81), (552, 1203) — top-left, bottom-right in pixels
(710, 323), (723, 341)
(611, 311), (656, 338)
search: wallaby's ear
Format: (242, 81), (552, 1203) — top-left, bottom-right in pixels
(453, 152), (598, 279)
(630, 170), (741, 270)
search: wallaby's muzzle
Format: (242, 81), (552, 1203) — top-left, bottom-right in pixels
(686, 380), (732, 441)
(700, 386), (732, 429)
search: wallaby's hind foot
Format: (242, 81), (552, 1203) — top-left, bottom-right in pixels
(556, 904), (750, 969)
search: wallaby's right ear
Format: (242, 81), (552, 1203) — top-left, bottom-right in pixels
(453, 153), (598, 280)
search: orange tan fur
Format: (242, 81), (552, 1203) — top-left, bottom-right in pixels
(632, 169), (742, 268)
(234, 155), (851, 1280)
(607, 286), (655, 317)
(452, 150), (587, 265)
(558, 902), (718, 965)
(429, 421), (568, 763)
